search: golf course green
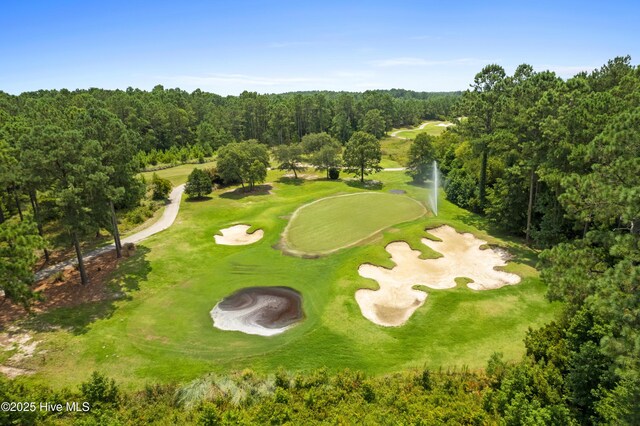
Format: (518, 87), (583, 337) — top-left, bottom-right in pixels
(282, 192), (426, 255)
(22, 168), (560, 389)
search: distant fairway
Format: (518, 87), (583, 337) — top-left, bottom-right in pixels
(392, 120), (453, 139)
(139, 161), (216, 186)
(283, 192), (426, 255)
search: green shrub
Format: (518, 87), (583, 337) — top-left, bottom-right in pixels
(151, 173), (172, 200)
(203, 167), (224, 186)
(328, 167), (340, 180)
(80, 372), (120, 407)
(418, 368), (432, 391)
(444, 168), (478, 210)
(198, 403), (221, 426)
(125, 204), (153, 224)
(185, 169), (212, 199)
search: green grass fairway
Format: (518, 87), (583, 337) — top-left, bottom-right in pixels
(282, 192), (426, 255)
(392, 120), (452, 139)
(19, 169), (561, 389)
(139, 161), (216, 186)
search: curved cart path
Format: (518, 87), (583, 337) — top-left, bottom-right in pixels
(34, 184), (185, 281)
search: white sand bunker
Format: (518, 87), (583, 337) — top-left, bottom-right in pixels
(437, 122), (454, 127)
(214, 225), (264, 245)
(356, 225), (521, 327)
(211, 287), (304, 336)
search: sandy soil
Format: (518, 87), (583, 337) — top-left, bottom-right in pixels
(210, 287), (303, 336)
(356, 225), (521, 327)
(0, 329), (38, 378)
(2, 247), (128, 328)
(214, 225), (264, 245)
(0, 365), (33, 378)
(436, 123), (453, 127)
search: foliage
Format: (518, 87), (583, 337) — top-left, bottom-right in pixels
(406, 133), (436, 182)
(361, 108), (386, 138)
(80, 371), (120, 407)
(444, 167), (478, 210)
(0, 218), (44, 306)
(480, 57), (640, 426)
(343, 131), (382, 182)
(124, 203), (155, 225)
(247, 160), (267, 190)
(0, 368), (495, 425)
(216, 140), (269, 189)
(151, 172), (172, 200)
(203, 166), (224, 186)
(328, 167), (340, 180)
(300, 132), (336, 154)
(273, 144), (305, 178)
(185, 168), (212, 199)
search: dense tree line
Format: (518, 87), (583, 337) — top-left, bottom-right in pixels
(438, 56), (639, 248)
(2, 87), (457, 165)
(432, 56), (640, 424)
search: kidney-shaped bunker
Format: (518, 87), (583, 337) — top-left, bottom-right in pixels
(210, 286), (304, 336)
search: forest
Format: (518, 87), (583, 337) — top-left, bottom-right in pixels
(0, 56), (638, 425)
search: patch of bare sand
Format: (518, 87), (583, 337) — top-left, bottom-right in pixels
(356, 225), (521, 327)
(0, 365), (33, 378)
(420, 226), (521, 290)
(214, 225), (264, 246)
(2, 248), (128, 328)
(0, 329), (39, 378)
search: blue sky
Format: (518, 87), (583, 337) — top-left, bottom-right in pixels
(2, 0), (639, 95)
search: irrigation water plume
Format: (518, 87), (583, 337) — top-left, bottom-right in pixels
(428, 160), (439, 216)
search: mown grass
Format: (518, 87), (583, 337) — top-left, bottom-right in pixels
(139, 161), (216, 186)
(282, 192), (426, 255)
(21, 168), (560, 389)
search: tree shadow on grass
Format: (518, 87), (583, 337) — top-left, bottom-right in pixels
(407, 180), (429, 188)
(219, 184), (273, 200)
(277, 176), (305, 186)
(17, 246), (152, 335)
(185, 195), (213, 202)
(344, 179), (384, 190)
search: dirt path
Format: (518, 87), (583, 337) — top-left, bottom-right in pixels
(34, 184), (185, 281)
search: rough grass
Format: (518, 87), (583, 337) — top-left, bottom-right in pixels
(20, 169), (561, 389)
(282, 192), (427, 255)
(381, 136), (410, 167)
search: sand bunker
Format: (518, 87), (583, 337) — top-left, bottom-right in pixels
(436, 122), (454, 127)
(214, 225), (264, 245)
(210, 287), (304, 336)
(356, 225), (521, 327)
